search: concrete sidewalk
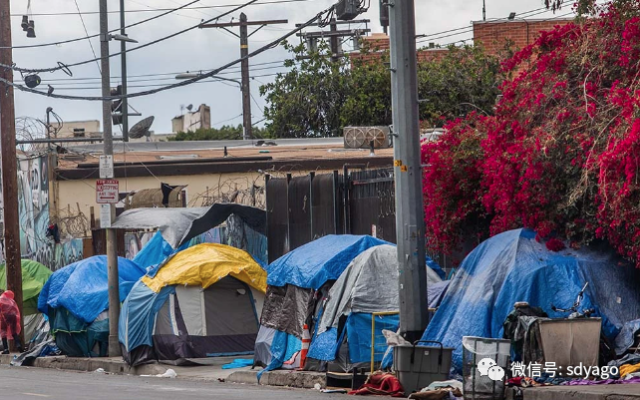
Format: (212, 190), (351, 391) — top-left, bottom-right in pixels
(510, 385), (640, 400)
(0, 353), (325, 388)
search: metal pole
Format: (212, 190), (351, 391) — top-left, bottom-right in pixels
(389, 0), (428, 341)
(120, 0), (129, 142)
(240, 13), (253, 140)
(100, 0), (121, 357)
(329, 18), (339, 63)
(482, 0), (486, 21)
(0, 0), (24, 350)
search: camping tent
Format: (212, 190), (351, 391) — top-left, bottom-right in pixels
(0, 260), (52, 345)
(307, 245), (443, 372)
(38, 256), (146, 357)
(119, 243), (267, 366)
(422, 228), (640, 374)
(256, 235), (401, 374)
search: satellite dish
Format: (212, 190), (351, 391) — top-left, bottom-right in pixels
(186, 104), (194, 112)
(128, 116), (155, 139)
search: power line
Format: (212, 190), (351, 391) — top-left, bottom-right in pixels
(73, 0), (101, 74)
(9, 0), (316, 17)
(3, 0), (201, 50)
(1, 5), (336, 100)
(3, 0), (259, 72)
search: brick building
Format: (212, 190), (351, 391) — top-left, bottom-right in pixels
(351, 18), (574, 63)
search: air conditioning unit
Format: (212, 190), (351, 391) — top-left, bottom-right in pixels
(344, 126), (391, 149)
(336, 0), (361, 21)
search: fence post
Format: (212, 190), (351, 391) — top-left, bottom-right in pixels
(332, 170), (339, 234)
(286, 173), (292, 253)
(343, 165), (350, 234)
(309, 172), (315, 240)
(264, 174), (270, 262)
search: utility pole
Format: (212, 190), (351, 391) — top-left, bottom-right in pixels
(200, 14), (288, 140)
(239, 13), (251, 141)
(483, 0), (487, 21)
(296, 20), (370, 62)
(99, 0), (121, 357)
(0, 0), (24, 350)
(389, 0), (428, 341)
(120, 0), (129, 142)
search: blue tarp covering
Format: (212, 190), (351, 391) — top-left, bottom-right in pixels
(266, 235), (387, 290)
(119, 281), (175, 352)
(38, 256), (146, 324)
(422, 228), (640, 373)
(132, 231), (176, 269)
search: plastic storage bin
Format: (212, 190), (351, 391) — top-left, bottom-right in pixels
(462, 336), (511, 400)
(393, 340), (453, 395)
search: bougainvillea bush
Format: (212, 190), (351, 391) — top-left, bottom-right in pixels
(422, 0), (640, 266)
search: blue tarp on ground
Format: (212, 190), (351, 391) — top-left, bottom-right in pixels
(38, 255), (146, 324)
(421, 228), (640, 374)
(266, 235), (388, 290)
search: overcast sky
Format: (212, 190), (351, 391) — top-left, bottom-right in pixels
(8, 0), (570, 135)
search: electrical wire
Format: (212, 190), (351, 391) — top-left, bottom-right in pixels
(1, 4), (337, 100)
(2, 0), (260, 74)
(2, 0), (201, 50)
(9, 0), (316, 17)
(74, 0), (102, 76)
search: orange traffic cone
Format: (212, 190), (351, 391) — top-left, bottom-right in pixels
(299, 324), (311, 369)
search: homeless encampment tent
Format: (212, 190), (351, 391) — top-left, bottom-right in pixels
(307, 244), (444, 372)
(119, 243), (267, 366)
(0, 260), (52, 345)
(37, 256), (146, 357)
(255, 235), (393, 374)
(421, 228), (640, 374)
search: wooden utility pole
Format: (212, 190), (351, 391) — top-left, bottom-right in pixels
(200, 14), (288, 140)
(0, 0), (24, 349)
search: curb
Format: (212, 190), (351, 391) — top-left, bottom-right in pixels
(227, 369), (326, 389)
(0, 354), (168, 376)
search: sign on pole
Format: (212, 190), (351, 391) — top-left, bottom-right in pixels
(100, 204), (112, 229)
(96, 179), (119, 204)
(99, 155), (114, 179)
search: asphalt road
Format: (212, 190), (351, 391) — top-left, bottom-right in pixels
(0, 365), (349, 400)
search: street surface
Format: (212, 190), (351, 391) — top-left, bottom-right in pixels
(0, 365), (348, 400)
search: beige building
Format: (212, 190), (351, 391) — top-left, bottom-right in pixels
(52, 139), (393, 233)
(172, 104), (211, 133)
(51, 120), (101, 139)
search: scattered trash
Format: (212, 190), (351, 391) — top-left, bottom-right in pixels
(141, 368), (177, 378)
(217, 378), (226, 383)
(314, 383), (322, 390)
(320, 389), (347, 394)
(94, 368), (106, 374)
(221, 359), (254, 369)
(382, 329), (410, 346)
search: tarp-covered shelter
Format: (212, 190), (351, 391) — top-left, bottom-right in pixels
(256, 235), (390, 373)
(422, 228), (640, 374)
(113, 203), (266, 249)
(120, 243), (267, 366)
(38, 256), (146, 357)
(0, 260), (52, 344)
(307, 245), (443, 372)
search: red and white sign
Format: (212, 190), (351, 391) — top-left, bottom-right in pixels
(96, 179), (119, 204)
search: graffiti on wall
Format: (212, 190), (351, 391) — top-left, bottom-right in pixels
(0, 155), (83, 270)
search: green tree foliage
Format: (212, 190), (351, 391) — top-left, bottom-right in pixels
(417, 45), (504, 128)
(169, 124), (270, 141)
(260, 41), (504, 137)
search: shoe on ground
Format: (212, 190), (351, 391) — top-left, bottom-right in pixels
(1, 349), (9, 355)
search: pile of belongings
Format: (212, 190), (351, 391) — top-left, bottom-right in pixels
(408, 380), (463, 400)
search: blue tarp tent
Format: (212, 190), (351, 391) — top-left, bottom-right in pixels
(421, 228), (640, 374)
(256, 235), (387, 375)
(266, 235), (388, 290)
(38, 256), (146, 357)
